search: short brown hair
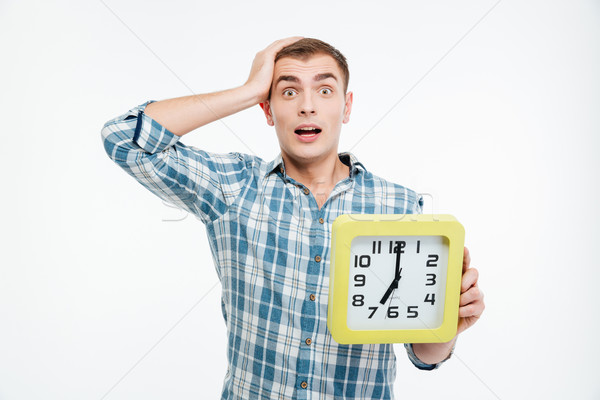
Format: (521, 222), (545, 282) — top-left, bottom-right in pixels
(269, 38), (349, 99)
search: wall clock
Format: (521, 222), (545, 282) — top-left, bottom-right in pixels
(327, 214), (464, 344)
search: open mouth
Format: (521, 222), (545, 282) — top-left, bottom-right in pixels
(294, 127), (322, 136)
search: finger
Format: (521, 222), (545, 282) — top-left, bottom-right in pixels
(462, 246), (471, 273)
(266, 36), (304, 53)
(458, 304), (476, 318)
(461, 267), (479, 293)
(459, 286), (483, 307)
(459, 298), (485, 318)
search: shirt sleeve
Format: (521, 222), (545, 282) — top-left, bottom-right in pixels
(403, 342), (455, 371)
(410, 192), (424, 214)
(101, 100), (249, 224)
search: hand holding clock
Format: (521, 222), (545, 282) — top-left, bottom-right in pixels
(329, 214), (484, 355)
(456, 246), (485, 335)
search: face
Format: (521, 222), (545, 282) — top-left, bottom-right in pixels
(260, 54), (353, 167)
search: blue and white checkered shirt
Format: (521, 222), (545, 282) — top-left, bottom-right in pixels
(101, 101), (447, 399)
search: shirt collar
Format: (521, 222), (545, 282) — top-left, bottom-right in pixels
(265, 152), (367, 180)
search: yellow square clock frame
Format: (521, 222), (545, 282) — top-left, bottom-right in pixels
(327, 214), (465, 344)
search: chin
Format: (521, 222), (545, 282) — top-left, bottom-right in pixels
(289, 147), (334, 163)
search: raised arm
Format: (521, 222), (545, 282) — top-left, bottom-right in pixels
(143, 36), (303, 136)
(101, 37), (303, 222)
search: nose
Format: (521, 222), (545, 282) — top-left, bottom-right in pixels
(298, 93), (316, 116)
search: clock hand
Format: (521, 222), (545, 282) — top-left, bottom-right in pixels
(380, 244), (403, 305)
(379, 280), (396, 305)
(379, 268), (402, 305)
(393, 245), (402, 280)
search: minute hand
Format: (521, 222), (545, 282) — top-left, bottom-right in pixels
(379, 249), (402, 305)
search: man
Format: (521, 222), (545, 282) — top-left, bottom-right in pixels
(101, 37), (484, 399)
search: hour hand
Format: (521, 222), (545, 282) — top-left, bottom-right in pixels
(379, 268), (401, 305)
(379, 281), (396, 305)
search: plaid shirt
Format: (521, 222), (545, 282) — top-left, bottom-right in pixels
(101, 101), (446, 399)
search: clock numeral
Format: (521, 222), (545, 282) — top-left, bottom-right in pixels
(416, 240), (421, 253)
(426, 273), (437, 286)
(368, 307), (378, 319)
(389, 240), (406, 254)
(372, 241), (382, 254)
(426, 254), (439, 267)
(354, 274), (366, 287)
(352, 294), (365, 307)
(354, 255), (371, 268)
(387, 306), (399, 318)
(407, 306), (419, 318)
(393, 241), (406, 254)
(424, 293), (436, 305)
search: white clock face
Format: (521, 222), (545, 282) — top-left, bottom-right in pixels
(347, 235), (449, 331)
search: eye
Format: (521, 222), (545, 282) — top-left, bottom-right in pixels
(283, 89), (296, 97)
(320, 88), (332, 95)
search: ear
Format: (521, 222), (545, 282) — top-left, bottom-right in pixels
(259, 100), (275, 126)
(342, 91), (353, 124)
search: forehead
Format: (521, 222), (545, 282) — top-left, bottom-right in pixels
(274, 54), (342, 84)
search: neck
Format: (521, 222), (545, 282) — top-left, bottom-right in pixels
(282, 152), (350, 208)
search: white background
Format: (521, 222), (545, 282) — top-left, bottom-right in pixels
(1, 0), (599, 399)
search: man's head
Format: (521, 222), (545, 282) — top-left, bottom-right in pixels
(268, 38), (349, 100)
(260, 38), (353, 168)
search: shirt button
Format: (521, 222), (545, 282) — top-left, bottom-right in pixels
(318, 217), (324, 224)
(309, 294), (316, 301)
(303, 188), (310, 195)
(301, 381), (308, 389)
(314, 255), (321, 262)
(279, 166), (284, 173)
(305, 338), (312, 345)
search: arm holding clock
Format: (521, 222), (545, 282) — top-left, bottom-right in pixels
(410, 247), (485, 366)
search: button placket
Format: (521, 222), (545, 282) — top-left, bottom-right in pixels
(295, 202), (323, 396)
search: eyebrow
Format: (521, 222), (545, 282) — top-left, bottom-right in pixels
(275, 72), (338, 87)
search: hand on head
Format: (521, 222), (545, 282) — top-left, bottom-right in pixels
(245, 37), (305, 103)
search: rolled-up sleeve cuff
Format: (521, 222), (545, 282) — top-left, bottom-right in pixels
(133, 100), (181, 154)
(404, 342), (455, 371)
